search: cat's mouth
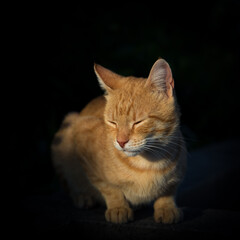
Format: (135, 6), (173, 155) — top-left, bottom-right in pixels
(123, 149), (141, 157)
(114, 140), (145, 157)
(119, 145), (144, 157)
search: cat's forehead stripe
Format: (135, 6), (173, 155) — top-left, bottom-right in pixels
(148, 115), (176, 124)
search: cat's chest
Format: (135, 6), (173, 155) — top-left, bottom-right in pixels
(116, 169), (166, 205)
(107, 153), (174, 205)
(127, 174), (163, 205)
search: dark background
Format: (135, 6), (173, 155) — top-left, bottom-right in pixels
(14, 1), (240, 212)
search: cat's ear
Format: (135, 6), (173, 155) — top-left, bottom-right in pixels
(146, 59), (174, 97)
(94, 63), (122, 92)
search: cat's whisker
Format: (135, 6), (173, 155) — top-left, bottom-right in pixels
(143, 149), (161, 159)
(145, 144), (173, 158)
(142, 137), (188, 159)
(168, 143), (187, 153)
(144, 136), (187, 153)
(165, 139), (188, 153)
(150, 138), (185, 146)
(142, 146), (168, 159)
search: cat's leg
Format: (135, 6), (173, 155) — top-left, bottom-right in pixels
(54, 160), (100, 209)
(153, 196), (182, 224)
(70, 179), (100, 209)
(71, 189), (99, 209)
(51, 113), (101, 209)
(95, 182), (134, 224)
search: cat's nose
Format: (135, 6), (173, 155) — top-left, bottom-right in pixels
(117, 140), (129, 148)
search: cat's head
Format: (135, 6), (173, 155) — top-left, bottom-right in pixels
(94, 59), (179, 157)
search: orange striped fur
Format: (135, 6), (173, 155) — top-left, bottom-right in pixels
(51, 59), (187, 224)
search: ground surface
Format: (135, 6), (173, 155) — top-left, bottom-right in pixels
(20, 139), (240, 239)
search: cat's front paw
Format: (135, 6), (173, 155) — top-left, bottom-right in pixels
(154, 206), (182, 224)
(105, 207), (134, 224)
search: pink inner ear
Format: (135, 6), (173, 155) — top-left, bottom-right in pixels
(167, 72), (174, 86)
(170, 78), (174, 89)
(166, 78), (174, 97)
(166, 66), (174, 87)
(147, 59), (174, 97)
(166, 70), (174, 97)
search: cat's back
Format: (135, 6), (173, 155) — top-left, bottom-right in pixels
(74, 95), (106, 148)
(72, 96), (108, 161)
(79, 95), (106, 118)
(52, 96), (106, 165)
(52, 96), (107, 183)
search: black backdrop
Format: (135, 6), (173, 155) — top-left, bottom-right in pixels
(14, 2), (240, 202)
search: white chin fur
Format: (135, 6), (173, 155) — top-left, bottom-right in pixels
(123, 150), (140, 157)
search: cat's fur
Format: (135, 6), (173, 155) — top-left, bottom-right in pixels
(51, 59), (187, 224)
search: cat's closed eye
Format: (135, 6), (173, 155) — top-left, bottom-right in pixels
(107, 120), (117, 127)
(133, 119), (146, 127)
(134, 120), (143, 125)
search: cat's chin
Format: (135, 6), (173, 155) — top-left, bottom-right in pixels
(123, 150), (140, 157)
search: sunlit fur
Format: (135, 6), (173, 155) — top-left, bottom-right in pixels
(51, 59), (187, 224)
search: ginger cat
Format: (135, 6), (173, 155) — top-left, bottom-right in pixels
(51, 59), (187, 224)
